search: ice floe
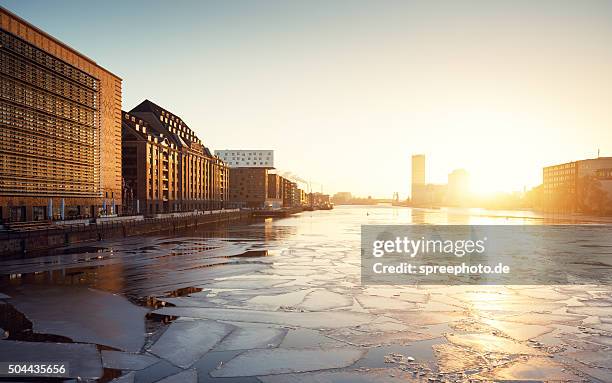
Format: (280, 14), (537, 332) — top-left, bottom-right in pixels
(215, 325), (287, 351)
(432, 343), (486, 374)
(445, 333), (545, 355)
(210, 347), (365, 377)
(488, 357), (579, 381)
(7, 285), (147, 352)
(297, 289), (354, 311)
(101, 350), (159, 370)
(155, 368), (197, 382)
(481, 318), (553, 341)
(109, 371), (135, 383)
(153, 307), (374, 329)
(149, 319), (233, 368)
(258, 369), (419, 382)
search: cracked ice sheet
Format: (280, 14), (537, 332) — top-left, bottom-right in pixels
(0, 340), (102, 379)
(481, 318), (553, 341)
(7, 285), (147, 352)
(509, 287), (571, 300)
(495, 312), (586, 325)
(487, 357), (580, 381)
(297, 290), (354, 311)
(387, 311), (467, 326)
(326, 327), (432, 347)
(445, 333), (545, 356)
(448, 292), (566, 312)
(564, 359), (612, 382)
(210, 347), (365, 377)
(433, 343), (487, 374)
(564, 350), (612, 369)
(153, 307), (374, 329)
(355, 295), (418, 311)
(109, 371), (135, 383)
(258, 369), (420, 383)
(246, 289), (313, 310)
(583, 335), (612, 347)
(214, 325), (287, 351)
(201, 279), (295, 289)
(568, 305), (612, 316)
(149, 319), (233, 368)
(101, 350), (159, 370)
(155, 368), (197, 383)
(362, 287), (429, 303)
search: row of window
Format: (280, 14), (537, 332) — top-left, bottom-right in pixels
(228, 161), (270, 166)
(0, 129), (95, 163)
(0, 51), (97, 108)
(0, 102), (96, 144)
(0, 77), (96, 125)
(0, 179), (97, 194)
(0, 30), (98, 89)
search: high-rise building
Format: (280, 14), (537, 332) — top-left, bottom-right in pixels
(0, 7), (122, 222)
(411, 154), (426, 204)
(411, 154), (426, 185)
(122, 100), (229, 213)
(446, 169), (470, 206)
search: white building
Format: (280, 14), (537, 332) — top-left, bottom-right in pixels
(215, 150), (274, 168)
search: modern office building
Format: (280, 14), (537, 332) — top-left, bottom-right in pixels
(219, 149), (277, 208)
(215, 150), (274, 168)
(543, 157), (612, 213)
(411, 154), (426, 204)
(122, 100), (229, 213)
(0, 7), (122, 222)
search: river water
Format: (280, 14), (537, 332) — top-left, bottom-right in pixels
(0, 205), (611, 382)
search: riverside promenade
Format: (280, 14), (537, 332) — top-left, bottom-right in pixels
(0, 209), (252, 257)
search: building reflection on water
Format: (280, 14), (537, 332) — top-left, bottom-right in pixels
(0, 218), (296, 299)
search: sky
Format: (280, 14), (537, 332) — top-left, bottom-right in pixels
(4, 0), (612, 198)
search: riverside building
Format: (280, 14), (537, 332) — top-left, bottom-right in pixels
(122, 100), (229, 214)
(220, 149), (280, 208)
(0, 7), (122, 222)
(543, 156), (612, 213)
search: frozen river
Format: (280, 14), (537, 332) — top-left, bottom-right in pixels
(0, 205), (611, 382)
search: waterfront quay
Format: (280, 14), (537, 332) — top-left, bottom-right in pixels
(0, 205), (337, 256)
(0, 209), (251, 256)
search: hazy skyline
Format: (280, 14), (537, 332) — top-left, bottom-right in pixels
(4, 0), (612, 198)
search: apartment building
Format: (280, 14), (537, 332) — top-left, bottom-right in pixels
(123, 100), (229, 213)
